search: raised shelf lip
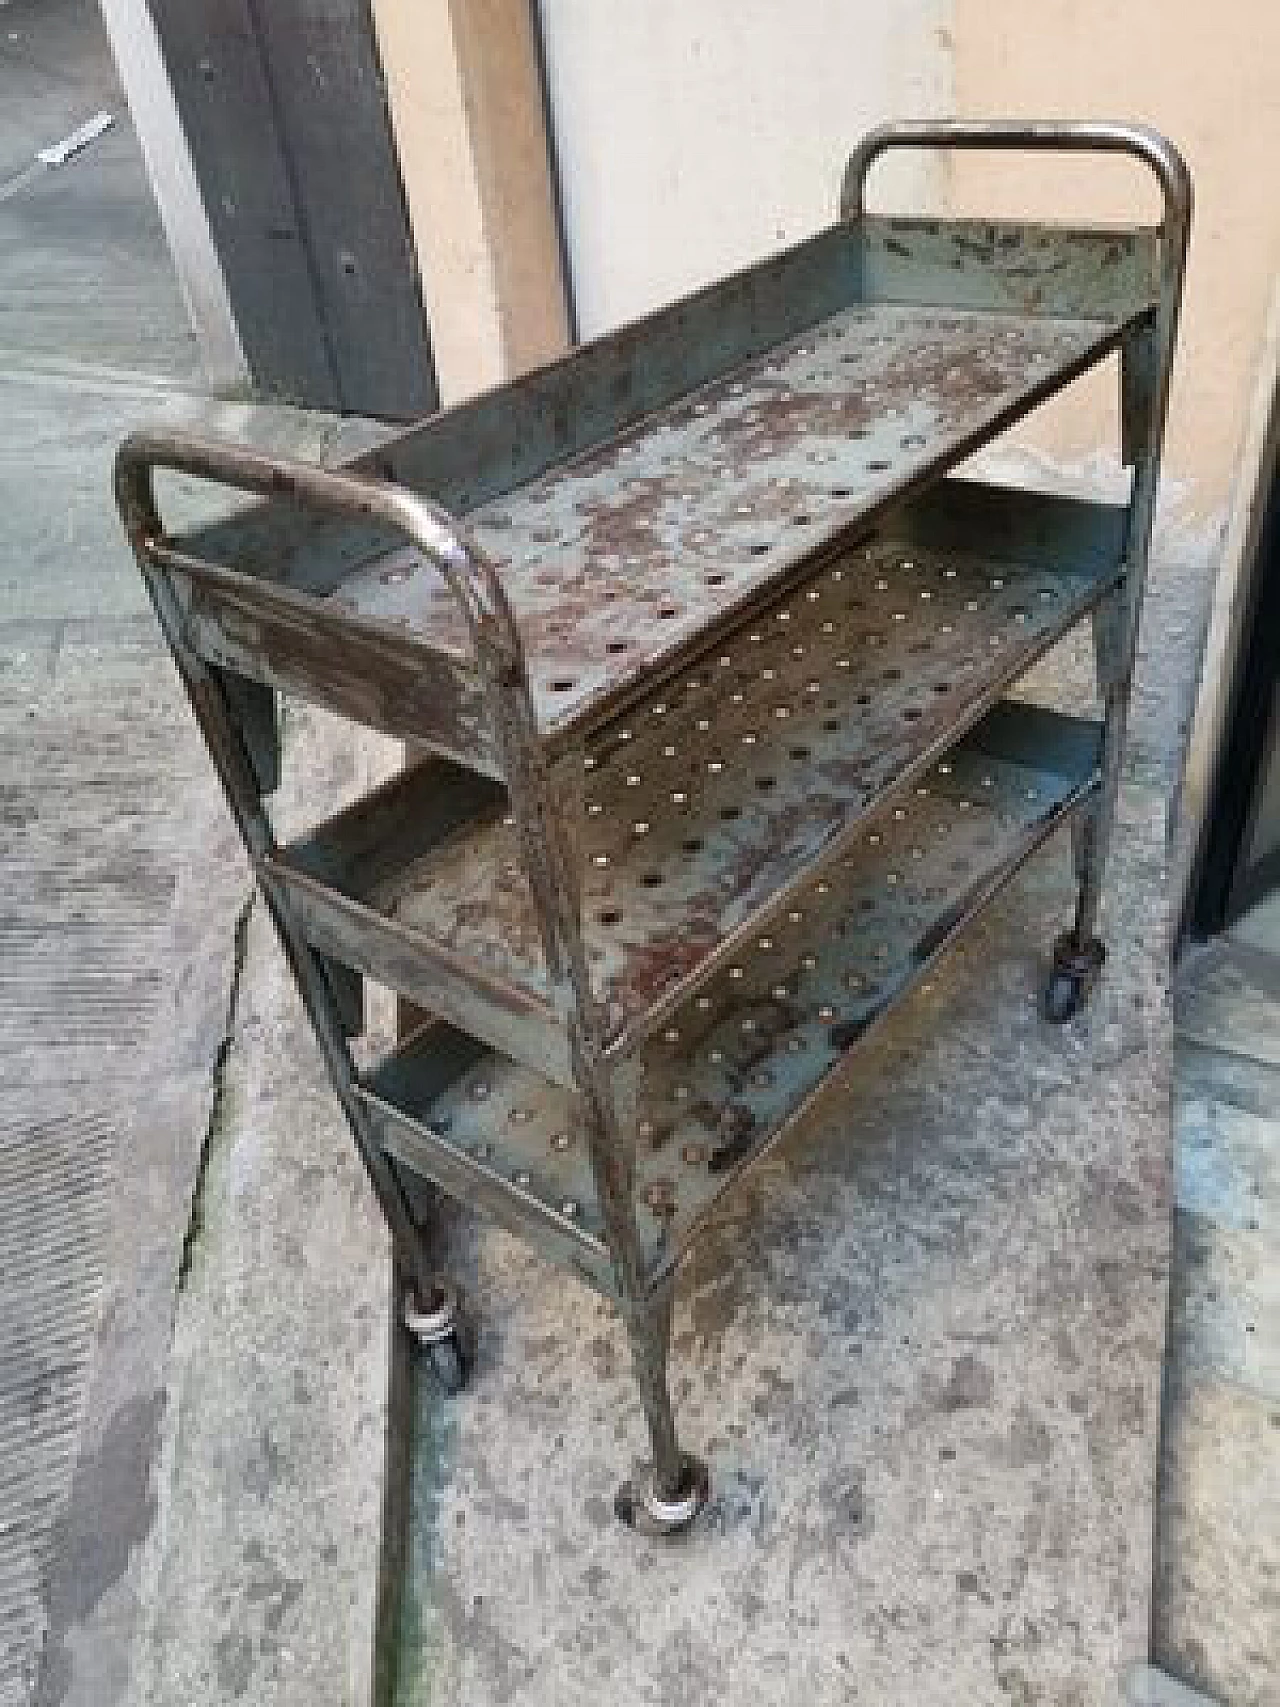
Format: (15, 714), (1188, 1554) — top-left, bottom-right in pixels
(354, 704), (1102, 1301)
(366, 1089), (619, 1298)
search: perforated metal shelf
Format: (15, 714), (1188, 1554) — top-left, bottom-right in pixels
(272, 479), (1124, 1080)
(330, 303), (1126, 743)
(358, 702), (1100, 1296)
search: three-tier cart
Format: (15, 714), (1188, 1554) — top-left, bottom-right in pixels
(117, 122), (1190, 1536)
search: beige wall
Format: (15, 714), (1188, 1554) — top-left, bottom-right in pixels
(951, 0), (1280, 510)
(531, 0), (1279, 514)
(537, 0), (953, 335)
(372, 0), (570, 402)
(371, 1), (1277, 513)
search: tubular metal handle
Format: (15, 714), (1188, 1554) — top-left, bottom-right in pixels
(840, 120), (1192, 255)
(113, 431), (527, 677)
(841, 119), (1192, 478)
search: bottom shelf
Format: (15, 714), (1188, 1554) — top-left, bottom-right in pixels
(357, 701), (1101, 1298)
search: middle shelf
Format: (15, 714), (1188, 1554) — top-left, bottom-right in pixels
(266, 477), (1124, 1083)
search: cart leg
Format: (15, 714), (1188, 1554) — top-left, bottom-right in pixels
(132, 563), (462, 1345)
(613, 1284), (709, 1536)
(1045, 678), (1126, 1022)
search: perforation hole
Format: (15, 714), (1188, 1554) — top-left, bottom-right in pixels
(681, 837), (703, 855)
(705, 572), (729, 587)
(549, 677), (576, 693)
(640, 872), (664, 888)
(658, 605), (680, 620)
(902, 707), (922, 722)
(598, 908), (622, 926)
(720, 805), (742, 822)
(866, 459), (890, 473)
(749, 542), (770, 556)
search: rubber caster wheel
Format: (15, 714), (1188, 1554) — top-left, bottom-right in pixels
(403, 1285), (472, 1395)
(1043, 933), (1105, 1024)
(614, 1454), (710, 1537)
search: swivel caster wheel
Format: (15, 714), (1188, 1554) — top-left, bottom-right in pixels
(614, 1453), (710, 1538)
(1043, 932), (1105, 1024)
(403, 1284), (472, 1396)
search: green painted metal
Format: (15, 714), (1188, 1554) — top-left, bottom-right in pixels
(115, 120), (1191, 1531)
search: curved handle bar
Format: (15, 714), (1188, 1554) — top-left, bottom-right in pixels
(840, 120), (1192, 473)
(841, 120), (1191, 261)
(113, 431), (527, 677)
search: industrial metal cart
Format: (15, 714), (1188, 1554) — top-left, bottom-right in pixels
(117, 122), (1190, 1536)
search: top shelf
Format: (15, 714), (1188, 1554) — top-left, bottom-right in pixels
(160, 263), (1147, 772)
(333, 302), (1129, 740)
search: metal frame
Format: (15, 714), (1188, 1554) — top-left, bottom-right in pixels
(116, 120), (1190, 1535)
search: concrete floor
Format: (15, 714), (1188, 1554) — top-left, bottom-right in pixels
(0, 7), (394, 1704)
(1157, 891), (1280, 1705)
(0, 4), (1273, 1704)
(389, 791), (1172, 1705)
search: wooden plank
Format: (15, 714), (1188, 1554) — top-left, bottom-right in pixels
(146, 0), (436, 416)
(248, 0), (437, 418)
(147, 0), (339, 406)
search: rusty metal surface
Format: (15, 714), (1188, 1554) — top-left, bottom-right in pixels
(860, 217), (1159, 322)
(114, 119), (1191, 1527)
(360, 703), (1099, 1292)
(273, 480), (1122, 1078)
(325, 302), (1127, 747)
